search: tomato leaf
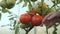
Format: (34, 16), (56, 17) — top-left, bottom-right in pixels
(51, 0), (60, 7)
(28, 3), (33, 11)
(19, 0), (23, 3)
(2, 8), (8, 13)
(58, 0), (60, 4)
(13, 20), (16, 29)
(31, 0), (37, 2)
(9, 17), (14, 20)
(44, 8), (51, 16)
(51, 0), (60, 4)
(17, 0), (23, 4)
(0, 13), (2, 20)
(23, 0), (27, 7)
(8, 11), (12, 14)
(41, 0), (44, 2)
(13, 20), (16, 26)
(28, 4), (31, 10)
(15, 22), (19, 34)
(53, 24), (57, 34)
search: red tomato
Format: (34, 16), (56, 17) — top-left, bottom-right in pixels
(31, 15), (43, 26)
(20, 14), (31, 24)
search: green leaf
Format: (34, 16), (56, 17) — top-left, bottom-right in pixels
(28, 4), (33, 11)
(9, 17), (14, 20)
(31, 0), (37, 2)
(41, 0), (44, 2)
(58, 0), (60, 3)
(20, 0), (23, 3)
(2, 8), (8, 13)
(23, 0), (27, 7)
(15, 22), (19, 34)
(51, 0), (60, 7)
(53, 24), (57, 34)
(15, 26), (19, 34)
(0, 13), (2, 20)
(53, 32), (57, 34)
(8, 11), (12, 14)
(13, 20), (16, 29)
(51, 0), (60, 4)
(17, 0), (23, 4)
(28, 4), (31, 10)
(13, 20), (16, 26)
(44, 8), (51, 16)
(10, 28), (14, 30)
(20, 24), (30, 29)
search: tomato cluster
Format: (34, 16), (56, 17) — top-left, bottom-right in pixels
(20, 10), (43, 26)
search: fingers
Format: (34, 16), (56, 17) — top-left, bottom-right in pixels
(48, 13), (56, 20)
(42, 12), (54, 23)
(43, 18), (58, 28)
(42, 11), (60, 28)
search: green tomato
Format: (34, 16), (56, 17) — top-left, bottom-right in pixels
(0, 0), (7, 8)
(6, 0), (16, 9)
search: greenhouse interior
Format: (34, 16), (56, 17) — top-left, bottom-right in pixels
(0, 0), (60, 34)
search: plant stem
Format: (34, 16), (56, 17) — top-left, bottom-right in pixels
(28, 1), (33, 11)
(41, 0), (44, 16)
(25, 26), (34, 34)
(53, 24), (57, 34)
(28, 26), (34, 32)
(26, 31), (28, 34)
(46, 26), (48, 34)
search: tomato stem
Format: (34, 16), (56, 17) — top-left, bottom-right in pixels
(46, 26), (48, 34)
(25, 26), (34, 34)
(26, 31), (28, 34)
(41, 0), (44, 16)
(53, 24), (57, 34)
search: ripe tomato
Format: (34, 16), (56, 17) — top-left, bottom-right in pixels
(20, 14), (31, 24)
(31, 15), (43, 26)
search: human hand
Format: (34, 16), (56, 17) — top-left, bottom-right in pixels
(42, 10), (60, 28)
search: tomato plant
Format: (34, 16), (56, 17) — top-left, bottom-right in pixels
(0, 0), (60, 34)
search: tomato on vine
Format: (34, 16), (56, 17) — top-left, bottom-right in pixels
(20, 14), (31, 24)
(31, 15), (43, 26)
